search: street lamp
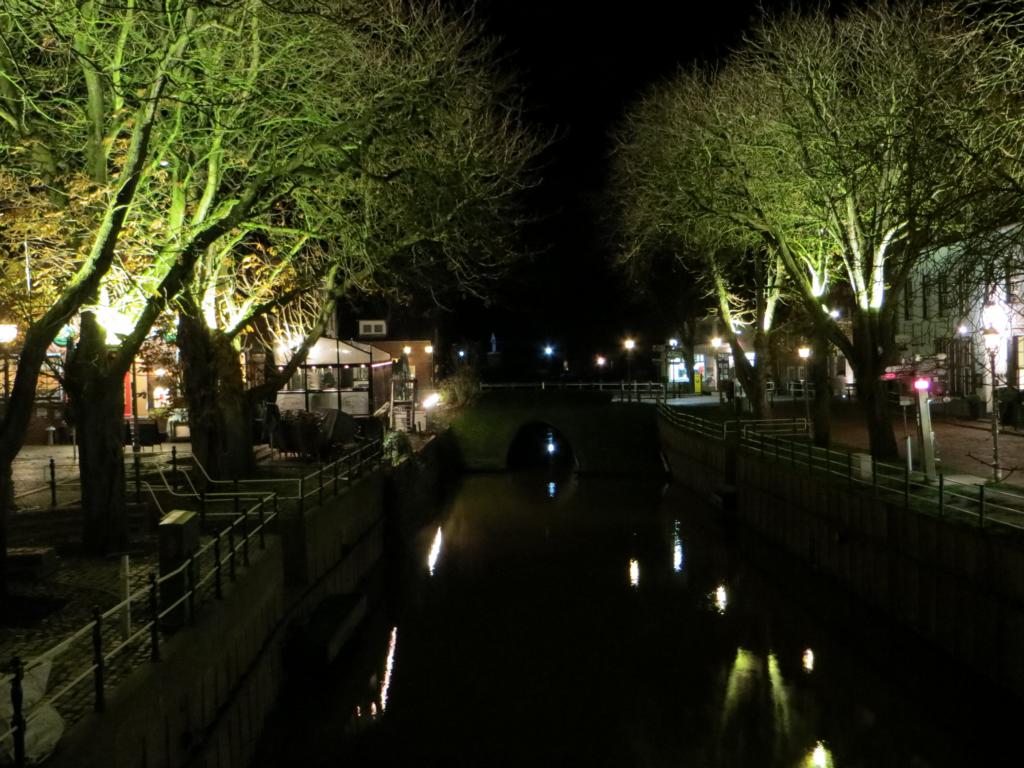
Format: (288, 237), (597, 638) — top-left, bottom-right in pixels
(798, 346), (811, 434)
(983, 323), (1002, 480)
(624, 338), (636, 385)
(543, 345), (553, 357)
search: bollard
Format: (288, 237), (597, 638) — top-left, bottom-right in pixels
(148, 574), (160, 662)
(10, 656), (25, 768)
(258, 497), (266, 549)
(938, 473), (945, 517)
(171, 446), (177, 490)
(228, 523), (236, 582)
(979, 484), (986, 528)
(187, 555), (196, 624)
(134, 453), (141, 506)
(48, 457), (56, 508)
(92, 606), (105, 711)
(242, 507), (250, 567)
(233, 478), (240, 517)
(214, 536), (223, 599)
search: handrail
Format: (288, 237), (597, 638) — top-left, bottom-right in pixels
(658, 402), (1024, 531)
(0, 439), (384, 716)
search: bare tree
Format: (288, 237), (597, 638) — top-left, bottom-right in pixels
(613, 2), (1007, 457)
(173, 2), (546, 480)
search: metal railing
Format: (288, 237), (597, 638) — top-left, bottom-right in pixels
(658, 405), (808, 441)
(658, 403), (1024, 532)
(0, 438), (383, 766)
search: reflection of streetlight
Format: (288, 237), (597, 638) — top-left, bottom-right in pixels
(983, 323), (1002, 480)
(798, 346), (811, 432)
(0, 323), (18, 403)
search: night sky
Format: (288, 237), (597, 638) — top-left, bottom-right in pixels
(442, 0), (774, 378)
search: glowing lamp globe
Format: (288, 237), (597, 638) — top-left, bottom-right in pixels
(983, 326), (1001, 353)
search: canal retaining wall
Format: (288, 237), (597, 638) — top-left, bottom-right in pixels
(660, 417), (1024, 701)
(50, 435), (453, 768)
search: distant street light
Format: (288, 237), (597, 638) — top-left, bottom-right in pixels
(543, 345), (554, 357)
(402, 346), (412, 355)
(668, 338), (679, 348)
(983, 320), (1003, 480)
(798, 346), (812, 435)
(457, 349), (465, 359)
(596, 355), (606, 367)
(624, 338), (636, 384)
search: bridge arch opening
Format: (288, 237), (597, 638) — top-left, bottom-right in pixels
(506, 421), (577, 474)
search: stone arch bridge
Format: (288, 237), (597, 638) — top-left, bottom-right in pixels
(448, 390), (666, 476)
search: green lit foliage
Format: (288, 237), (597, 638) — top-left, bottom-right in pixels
(179, 1), (545, 378)
(613, 1), (1006, 456)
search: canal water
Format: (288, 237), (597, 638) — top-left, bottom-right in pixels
(256, 473), (1018, 767)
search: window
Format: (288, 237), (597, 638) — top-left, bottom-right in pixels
(359, 319), (387, 337)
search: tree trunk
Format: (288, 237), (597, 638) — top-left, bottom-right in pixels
(730, 332), (772, 419)
(0, 463), (11, 598)
(847, 312), (898, 460)
(811, 333), (832, 447)
(178, 309), (253, 482)
(65, 313), (128, 555)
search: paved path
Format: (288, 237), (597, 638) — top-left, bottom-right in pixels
(669, 395), (1024, 488)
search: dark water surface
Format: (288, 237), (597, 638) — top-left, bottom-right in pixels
(256, 474), (1017, 767)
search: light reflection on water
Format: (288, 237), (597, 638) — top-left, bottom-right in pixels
(713, 584), (728, 614)
(673, 520), (684, 573)
(379, 627), (398, 712)
(427, 526), (443, 576)
(257, 474), (1011, 768)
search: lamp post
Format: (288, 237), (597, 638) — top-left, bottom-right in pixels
(798, 346), (811, 435)
(0, 324), (18, 404)
(624, 338), (636, 388)
(983, 324), (1002, 481)
(596, 355), (606, 387)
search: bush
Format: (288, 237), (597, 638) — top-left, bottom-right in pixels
(383, 430), (413, 464)
(438, 367), (481, 409)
